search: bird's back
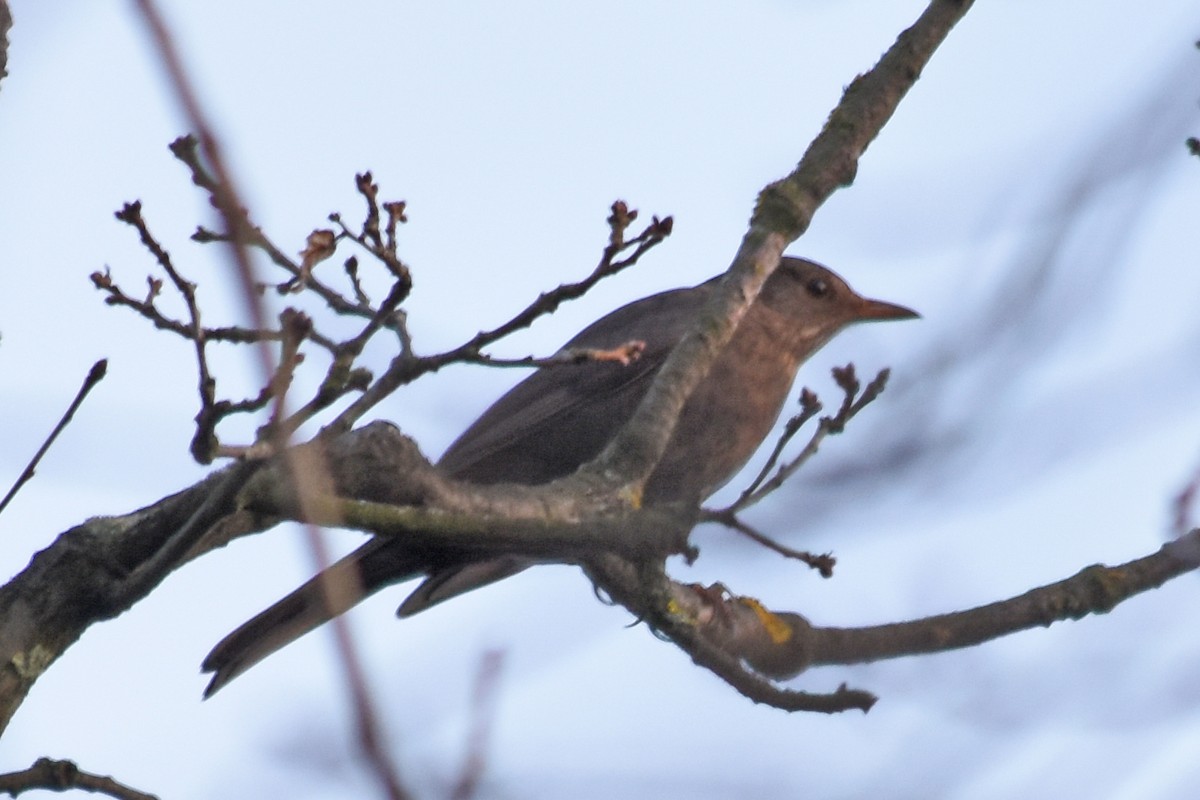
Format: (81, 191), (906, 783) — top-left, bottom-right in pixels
(438, 280), (717, 488)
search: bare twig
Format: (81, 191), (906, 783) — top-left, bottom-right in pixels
(457, 202), (672, 355)
(189, 201), (378, 321)
(0, 360), (107, 518)
(110, 156), (671, 458)
(704, 512), (836, 577)
(383, 201), (408, 253)
(91, 268), (291, 346)
(321, 202), (672, 436)
(0, 757), (159, 800)
(343, 255), (372, 306)
(460, 340), (647, 370)
(450, 650), (506, 800)
(356, 172), (383, 247)
(735, 387), (824, 502)
(131, 2), (408, 797)
(328, 172), (413, 286)
(599, 525), (1200, 713)
(1171, 458), (1200, 537)
(335, 279), (410, 360)
(113, 200), (220, 461)
(708, 365), (889, 522)
(131, 4), (272, 385)
(700, 367), (885, 573)
(682, 629), (876, 714)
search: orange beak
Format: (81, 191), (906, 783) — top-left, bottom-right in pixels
(855, 297), (920, 322)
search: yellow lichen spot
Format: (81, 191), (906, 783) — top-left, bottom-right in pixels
(621, 483), (643, 510)
(666, 597), (701, 626)
(11, 644), (55, 680)
(742, 598), (793, 644)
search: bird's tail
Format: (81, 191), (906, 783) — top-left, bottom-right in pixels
(200, 539), (425, 697)
(395, 556), (531, 617)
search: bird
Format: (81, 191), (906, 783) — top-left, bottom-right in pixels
(200, 256), (918, 696)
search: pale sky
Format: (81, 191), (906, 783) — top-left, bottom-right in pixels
(3, 2), (1200, 798)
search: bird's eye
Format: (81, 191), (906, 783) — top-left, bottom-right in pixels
(805, 277), (831, 298)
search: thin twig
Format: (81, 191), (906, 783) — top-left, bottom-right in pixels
(450, 649), (506, 800)
(114, 200), (220, 454)
(343, 255), (372, 306)
(459, 340), (647, 370)
(192, 215), (376, 320)
(0, 360), (107, 518)
(91, 268), (293, 346)
(131, 5), (271, 376)
(458, 203), (671, 355)
(328, 172), (413, 285)
(734, 387), (823, 503)
(322, 203), (671, 436)
(703, 511), (836, 577)
(132, 2), (409, 797)
(1171, 458), (1200, 537)
(713, 365), (889, 517)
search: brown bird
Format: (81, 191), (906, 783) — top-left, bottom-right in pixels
(201, 257), (917, 696)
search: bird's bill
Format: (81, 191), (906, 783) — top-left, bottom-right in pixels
(856, 297), (920, 322)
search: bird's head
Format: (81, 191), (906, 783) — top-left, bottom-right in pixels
(760, 257), (919, 355)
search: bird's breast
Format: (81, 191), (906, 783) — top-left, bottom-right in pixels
(642, 314), (802, 504)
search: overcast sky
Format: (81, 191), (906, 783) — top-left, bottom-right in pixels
(3, 2), (1200, 798)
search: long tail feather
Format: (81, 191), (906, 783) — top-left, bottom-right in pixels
(201, 540), (425, 697)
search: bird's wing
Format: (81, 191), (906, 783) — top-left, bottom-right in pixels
(438, 282), (713, 484)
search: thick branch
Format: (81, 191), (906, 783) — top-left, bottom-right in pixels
(0, 423), (691, 734)
(636, 528), (1200, 702)
(1, 0), (982, 733)
(807, 530), (1200, 667)
(5, 415), (1194, 726)
(0, 463), (251, 733)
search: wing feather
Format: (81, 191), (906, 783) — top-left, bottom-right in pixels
(438, 282), (713, 484)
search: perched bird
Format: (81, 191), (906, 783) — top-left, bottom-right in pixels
(201, 257), (917, 695)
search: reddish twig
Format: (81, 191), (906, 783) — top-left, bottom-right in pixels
(461, 340), (647, 370)
(131, 2), (409, 797)
(1172, 458), (1200, 537)
(450, 649), (506, 800)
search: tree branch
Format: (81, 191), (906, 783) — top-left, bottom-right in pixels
(1, 0), (983, 733)
(806, 529), (1200, 669)
(582, 528), (1200, 713)
(4, 414), (1197, 727)
(0, 757), (159, 800)
(586, 0), (975, 499)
